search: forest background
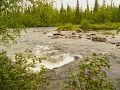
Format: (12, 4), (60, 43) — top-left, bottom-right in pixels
(1, 0), (120, 30)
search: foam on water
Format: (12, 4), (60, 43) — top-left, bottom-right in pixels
(32, 45), (75, 71)
(41, 53), (74, 69)
(8, 45), (83, 72)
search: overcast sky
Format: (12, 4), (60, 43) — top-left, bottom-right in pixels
(54, 0), (120, 10)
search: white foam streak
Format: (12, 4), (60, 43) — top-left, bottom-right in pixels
(41, 54), (74, 69)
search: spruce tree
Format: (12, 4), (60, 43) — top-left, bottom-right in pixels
(118, 5), (120, 22)
(60, 0), (64, 23)
(93, 0), (99, 13)
(66, 3), (71, 23)
(86, 0), (89, 10)
(110, 0), (113, 7)
(103, 0), (106, 7)
(93, 0), (100, 23)
(75, 0), (80, 24)
(67, 3), (71, 12)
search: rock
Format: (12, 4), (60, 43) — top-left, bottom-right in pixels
(86, 34), (96, 37)
(92, 36), (101, 41)
(53, 33), (65, 36)
(78, 35), (82, 39)
(43, 32), (47, 34)
(53, 33), (61, 36)
(74, 56), (80, 60)
(76, 29), (82, 33)
(92, 36), (107, 42)
(86, 34), (91, 37)
(87, 37), (91, 40)
(72, 32), (76, 35)
(65, 36), (69, 38)
(60, 34), (65, 36)
(112, 36), (115, 38)
(90, 34), (96, 36)
(71, 35), (77, 37)
(116, 42), (120, 46)
(69, 35), (77, 39)
(59, 36), (63, 38)
(101, 38), (107, 42)
(57, 30), (61, 33)
(51, 36), (59, 39)
(111, 42), (116, 45)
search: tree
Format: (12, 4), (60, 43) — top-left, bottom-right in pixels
(65, 3), (74, 23)
(0, 0), (50, 89)
(93, 0), (100, 23)
(86, 0), (89, 10)
(110, 0), (113, 7)
(110, 6), (118, 22)
(103, 0), (106, 7)
(82, 9), (93, 23)
(60, 0), (67, 24)
(0, 0), (26, 46)
(93, 0), (99, 13)
(75, 0), (81, 24)
(118, 5), (120, 22)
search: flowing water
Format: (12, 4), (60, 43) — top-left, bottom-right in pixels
(0, 27), (83, 72)
(31, 44), (75, 71)
(1, 27), (120, 89)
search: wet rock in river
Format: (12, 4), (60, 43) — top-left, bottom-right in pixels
(53, 33), (61, 36)
(51, 35), (59, 39)
(90, 33), (96, 36)
(78, 35), (82, 39)
(76, 29), (82, 33)
(116, 42), (120, 46)
(101, 38), (107, 42)
(43, 32), (47, 34)
(92, 36), (107, 42)
(87, 37), (91, 40)
(72, 32), (76, 35)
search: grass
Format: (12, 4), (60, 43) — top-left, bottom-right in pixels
(102, 31), (113, 35)
(56, 22), (120, 31)
(91, 23), (120, 30)
(71, 25), (80, 30)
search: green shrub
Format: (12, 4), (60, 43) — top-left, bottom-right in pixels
(91, 25), (115, 30)
(0, 49), (49, 90)
(118, 78), (120, 85)
(91, 23), (120, 30)
(57, 23), (73, 31)
(80, 19), (91, 31)
(65, 53), (116, 90)
(102, 31), (113, 35)
(116, 28), (120, 34)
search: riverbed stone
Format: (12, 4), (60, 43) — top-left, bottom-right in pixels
(116, 42), (120, 46)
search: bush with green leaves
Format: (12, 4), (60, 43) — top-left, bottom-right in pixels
(57, 23), (73, 31)
(0, 49), (49, 90)
(80, 19), (91, 31)
(65, 53), (116, 90)
(116, 28), (120, 34)
(0, 1), (50, 90)
(118, 78), (120, 85)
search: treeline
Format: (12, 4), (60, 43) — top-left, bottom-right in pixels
(0, 0), (120, 27)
